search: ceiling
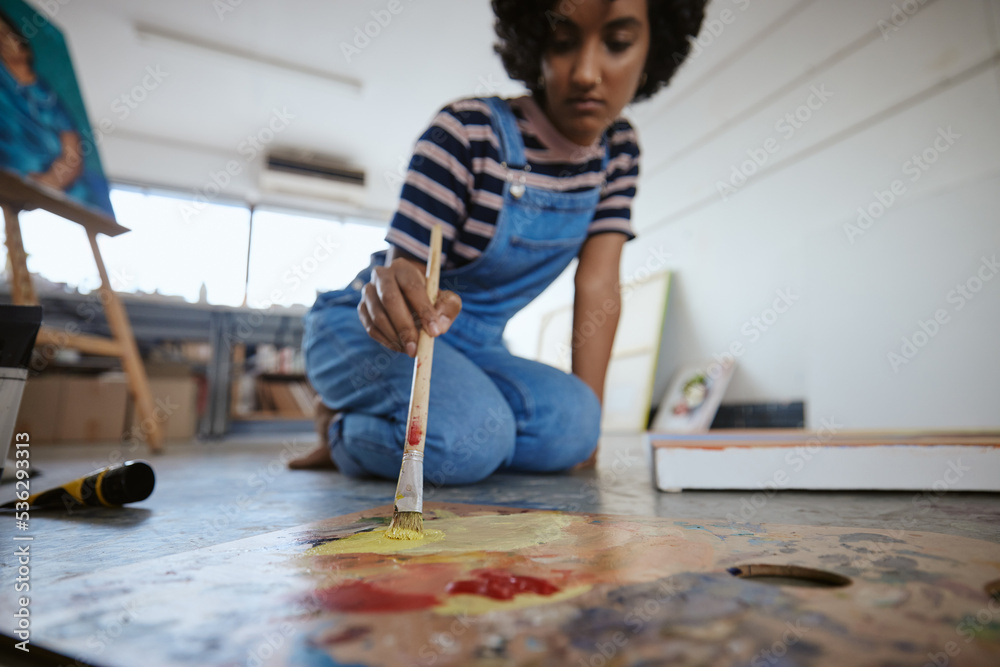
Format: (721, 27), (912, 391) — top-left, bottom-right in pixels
(46, 0), (537, 219)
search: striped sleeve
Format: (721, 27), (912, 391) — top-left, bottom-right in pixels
(385, 105), (474, 262)
(589, 120), (640, 240)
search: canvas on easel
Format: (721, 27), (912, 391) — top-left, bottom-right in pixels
(0, 0), (161, 450)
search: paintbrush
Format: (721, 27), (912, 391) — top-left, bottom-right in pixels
(386, 223), (443, 540)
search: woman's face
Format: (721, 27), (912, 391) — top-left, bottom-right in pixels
(0, 20), (31, 66)
(540, 0), (651, 146)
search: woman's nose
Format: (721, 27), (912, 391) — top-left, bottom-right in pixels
(570, 40), (603, 89)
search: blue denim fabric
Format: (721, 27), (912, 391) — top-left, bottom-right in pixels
(303, 97), (606, 485)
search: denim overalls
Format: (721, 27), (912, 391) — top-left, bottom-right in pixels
(303, 96), (608, 485)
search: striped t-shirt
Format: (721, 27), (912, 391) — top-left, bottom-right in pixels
(386, 95), (640, 269)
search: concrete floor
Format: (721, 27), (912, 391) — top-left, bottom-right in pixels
(2, 433), (999, 664)
(7, 433), (1000, 581)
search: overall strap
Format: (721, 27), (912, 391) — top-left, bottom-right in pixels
(483, 97), (527, 168)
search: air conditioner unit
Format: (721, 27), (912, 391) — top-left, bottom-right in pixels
(260, 150), (366, 206)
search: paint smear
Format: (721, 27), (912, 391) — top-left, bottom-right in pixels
(307, 528), (446, 555)
(316, 580), (439, 613)
(435, 584), (593, 616)
(304, 513), (571, 557)
(407, 417), (422, 446)
(446, 570), (560, 600)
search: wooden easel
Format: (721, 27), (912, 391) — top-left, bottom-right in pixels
(2, 172), (163, 452)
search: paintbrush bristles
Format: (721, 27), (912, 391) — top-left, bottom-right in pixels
(386, 511), (424, 540)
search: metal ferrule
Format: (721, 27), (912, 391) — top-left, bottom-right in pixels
(393, 452), (424, 513)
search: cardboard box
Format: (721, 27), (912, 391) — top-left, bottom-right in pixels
(128, 376), (198, 442)
(54, 374), (128, 443)
(13, 376), (63, 443)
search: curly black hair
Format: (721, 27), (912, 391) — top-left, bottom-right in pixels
(491, 0), (706, 103)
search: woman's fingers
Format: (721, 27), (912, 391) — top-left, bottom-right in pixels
(360, 256), (465, 353)
(359, 284), (404, 352)
(374, 263), (423, 356)
(432, 290), (463, 335)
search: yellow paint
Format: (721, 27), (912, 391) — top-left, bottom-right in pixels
(385, 526), (424, 541)
(307, 529), (447, 555)
(434, 584), (593, 616)
(305, 513), (571, 557)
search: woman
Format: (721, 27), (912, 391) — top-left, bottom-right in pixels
(294, 0), (705, 483)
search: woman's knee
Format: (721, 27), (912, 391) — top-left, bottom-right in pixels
(304, 307), (408, 409)
(529, 377), (602, 470)
(423, 402), (517, 485)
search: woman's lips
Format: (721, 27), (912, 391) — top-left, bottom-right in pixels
(567, 98), (605, 112)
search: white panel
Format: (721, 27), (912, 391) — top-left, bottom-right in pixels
(653, 444), (1000, 491)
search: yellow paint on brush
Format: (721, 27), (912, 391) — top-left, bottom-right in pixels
(385, 526), (424, 541)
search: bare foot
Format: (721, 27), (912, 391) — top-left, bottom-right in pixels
(572, 448), (598, 471)
(288, 397), (339, 470)
(288, 444), (337, 469)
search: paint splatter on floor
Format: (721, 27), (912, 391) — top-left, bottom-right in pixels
(446, 569), (560, 600)
(27, 503), (1000, 666)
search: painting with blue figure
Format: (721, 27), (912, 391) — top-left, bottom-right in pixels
(0, 0), (114, 219)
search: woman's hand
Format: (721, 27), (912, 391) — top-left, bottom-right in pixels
(358, 254), (462, 357)
(29, 131), (83, 191)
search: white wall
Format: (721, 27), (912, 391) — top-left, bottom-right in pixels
(509, 0), (1000, 429)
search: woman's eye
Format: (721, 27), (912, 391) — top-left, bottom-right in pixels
(607, 40), (633, 53)
(550, 38), (575, 53)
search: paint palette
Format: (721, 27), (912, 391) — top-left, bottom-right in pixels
(23, 503), (1000, 665)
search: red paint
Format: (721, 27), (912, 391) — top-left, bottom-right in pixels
(446, 570), (560, 600)
(407, 418), (423, 446)
(315, 580), (439, 613)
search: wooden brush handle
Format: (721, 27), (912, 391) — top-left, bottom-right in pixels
(403, 224), (443, 457)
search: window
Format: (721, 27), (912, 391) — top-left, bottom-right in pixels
(245, 209), (387, 308)
(3, 187), (388, 308)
